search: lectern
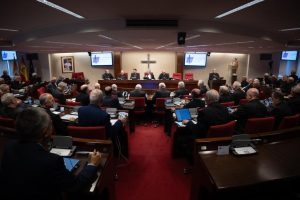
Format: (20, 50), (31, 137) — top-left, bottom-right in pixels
(208, 80), (226, 90)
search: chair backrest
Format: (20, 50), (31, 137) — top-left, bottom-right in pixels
(278, 114), (300, 130)
(72, 72), (85, 79)
(0, 116), (15, 128)
(37, 86), (46, 97)
(172, 73), (182, 80)
(155, 98), (166, 110)
(220, 101), (235, 107)
(207, 120), (236, 138)
(67, 126), (106, 139)
(130, 97), (145, 109)
(185, 73), (193, 80)
(244, 117), (275, 134)
(65, 101), (81, 106)
(239, 98), (248, 105)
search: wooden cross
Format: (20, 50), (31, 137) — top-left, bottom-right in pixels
(141, 54), (156, 69)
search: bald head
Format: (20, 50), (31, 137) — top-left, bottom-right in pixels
(191, 88), (201, 99)
(39, 93), (54, 108)
(246, 88), (259, 101)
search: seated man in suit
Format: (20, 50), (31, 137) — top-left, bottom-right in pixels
(270, 90), (293, 129)
(198, 80), (208, 95)
(1, 70), (11, 84)
(52, 82), (67, 105)
(129, 84), (146, 98)
(158, 70), (170, 80)
(219, 85), (234, 103)
(0, 107), (101, 199)
(232, 81), (246, 105)
(174, 81), (189, 98)
(183, 88), (205, 109)
(208, 68), (220, 80)
(0, 92), (22, 119)
(30, 72), (42, 85)
(102, 69), (114, 80)
(111, 84), (123, 97)
(78, 89), (127, 138)
(76, 84), (90, 106)
(152, 82), (171, 103)
(130, 68), (140, 80)
(143, 69), (155, 80)
(231, 88), (268, 133)
(176, 89), (230, 165)
(11, 76), (24, 90)
(39, 93), (68, 135)
(288, 83), (300, 114)
(117, 70), (128, 80)
(102, 86), (122, 109)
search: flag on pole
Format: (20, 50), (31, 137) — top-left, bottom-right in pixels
(29, 59), (35, 79)
(19, 56), (29, 82)
(13, 58), (18, 75)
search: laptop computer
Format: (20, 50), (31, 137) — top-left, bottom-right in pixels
(63, 158), (80, 172)
(175, 109), (192, 122)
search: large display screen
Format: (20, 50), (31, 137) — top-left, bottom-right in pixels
(91, 52), (113, 66)
(281, 51), (298, 61)
(184, 52), (207, 67)
(1, 51), (17, 61)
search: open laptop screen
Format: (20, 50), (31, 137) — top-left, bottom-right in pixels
(175, 109), (192, 122)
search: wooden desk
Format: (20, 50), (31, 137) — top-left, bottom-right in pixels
(98, 80), (198, 92)
(191, 135), (300, 200)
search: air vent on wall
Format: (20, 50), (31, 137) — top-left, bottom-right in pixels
(286, 40), (300, 48)
(126, 19), (178, 27)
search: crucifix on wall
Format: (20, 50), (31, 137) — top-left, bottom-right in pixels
(141, 54), (156, 70)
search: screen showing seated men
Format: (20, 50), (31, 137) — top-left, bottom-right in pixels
(281, 51), (298, 61)
(91, 52), (113, 66)
(184, 52), (207, 67)
(1, 51), (17, 61)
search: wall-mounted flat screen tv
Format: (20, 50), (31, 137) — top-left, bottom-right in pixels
(90, 52), (113, 66)
(1, 50), (17, 61)
(281, 50), (298, 61)
(184, 52), (207, 67)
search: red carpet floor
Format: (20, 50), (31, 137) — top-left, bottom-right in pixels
(115, 125), (191, 200)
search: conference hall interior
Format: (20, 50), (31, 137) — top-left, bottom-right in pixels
(0, 0), (300, 200)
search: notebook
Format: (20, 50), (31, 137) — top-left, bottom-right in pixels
(63, 158), (80, 172)
(175, 109), (192, 122)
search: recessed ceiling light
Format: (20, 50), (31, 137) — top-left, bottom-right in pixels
(36, 0), (84, 19)
(0, 28), (19, 32)
(133, 46), (143, 49)
(79, 29), (102, 33)
(45, 41), (82, 45)
(279, 27), (300, 32)
(198, 28), (221, 33)
(215, 0), (265, 19)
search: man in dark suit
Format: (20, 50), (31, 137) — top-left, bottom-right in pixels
(78, 89), (126, 138)
(183, 88), (205, 109)
(75, 84), (90, 106)
(130, 68), (140, 80)
(52, 82), (66, 105)
(0, 93), (22, 119)
(231, 88), (268, 133)
(129, 84), (146, 98)
(102, 69), (114, 80)
(117, 70), (128, 80)
(208, 69), (220, 80)
(158, 71), (170, 80)
(232, 81), (246, 105)
(288, 83), (300, 114)
(219, 85), (234, 103)
(152, 82), (171, 103)
(143, 69), (155, 80)
(197, 80), (208, 95)
(0, 107), (101, 200)
(270, 90), (293, 129)
(102, 86), (122, 109)
(174, 81), (189, 98)
(1, 70), (11, 84)
(39, 93), (68, 135)
(111, 84), (124, 97)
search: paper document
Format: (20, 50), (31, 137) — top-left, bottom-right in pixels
(90, 172), (100, 192)
(70, 112), (78, 115)
(233, 146), (256, 155)
(50, 148), (72, 156)
(52, 111), (61, 115)
(61, 114), (78, 121)
(110, 119), (118, 125)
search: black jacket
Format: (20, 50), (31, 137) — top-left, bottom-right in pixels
(130, 73), (140, 80)
(0, 141), (97, 200)
(102, 73), (114, 80)
(288, 96), (300, 114)
(187, 102), (230, 137)
(152, 88), (170, 103)
(45, 108), (68, 135)
(102, 95), (122, 109)
(231, 99), (268, 133)
(184, 98), (205, 109)
(232, 89), (246, 105)
(75, 92), (90, 106)
(270, 102), (293, 129)
(130, 89), (146, 98)
(174, 88), (189, 98)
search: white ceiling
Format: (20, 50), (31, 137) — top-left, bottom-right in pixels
(0, 0), (300, 53)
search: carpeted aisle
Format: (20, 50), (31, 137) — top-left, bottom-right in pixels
(116, 125), (191, 200)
